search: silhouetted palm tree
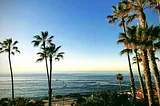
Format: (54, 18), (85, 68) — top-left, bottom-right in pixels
(0, 38), (20, 100)
(116, 73), (123, 92)
(46, 44), (64, 106)
(31, 31), (53, 87)
(32, 31), (54, 106)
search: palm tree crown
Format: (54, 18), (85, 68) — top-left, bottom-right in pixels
(0, 38), (20, 54)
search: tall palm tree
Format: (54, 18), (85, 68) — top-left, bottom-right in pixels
(0, 38), (20, 100)
(127, 26), (147, 102)
(119, 48), (136, 106)
(123, 1), (155, 105)
(46, 44), (65, 106)
(116, 73), (123, 92)
(137, 26), (154, 106)
(31, 31), (53, 87)
(107, 2), (136, 106)
(106, 1), (130, 33)
(147, 25), (160, 105)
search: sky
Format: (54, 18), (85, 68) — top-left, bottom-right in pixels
(0, 0), (159, 74)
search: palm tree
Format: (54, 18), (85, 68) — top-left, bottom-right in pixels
(127, 26), (147, 102)
(106, 1), (131, 33)
(137, 26), (154, 106)
(119, 48), (136, 106)
(123, 1), (155, 105)
(31, 31), (53, 87)
(147, 25), (160, 105)
(46, 44), (65, 106)
(0, 38), (20, 100)
(107, 2), (136, 105)
(116, 73), (123, 92)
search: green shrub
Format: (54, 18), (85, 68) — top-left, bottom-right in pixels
(77, 90), (129, 106)
(0, 97), (44, 106)
(55, 95), (63, 99)
(0, 98), (10, 106)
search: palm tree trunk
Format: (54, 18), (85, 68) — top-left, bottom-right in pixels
(122, 18), (126, 33)
(122, 18), (136, 106)
(135, 50), (146, 102)
(142, 50), (154, 106)
(49, 55), (52, 106)
(120, 80), (122, 92)
(43, 42), (50, 88)
(43, 42), (50, 106)
(139, 11), (147, 28)
(8, 51), (14, 100)
(127, 51), (136, 106)
(148, 49), (160, 105)
(157, 0), (160, 21)
(45, 57), (50, 87)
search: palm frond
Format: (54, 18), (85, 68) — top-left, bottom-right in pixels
(31, 40), (41, 47)
(33, 35), (42, 41)
(0, 50), (4, 54)
(37, 52), (45, 58)
(11, 51), (15, 55)
(111, 6), (117, 11)
(13, 47), (18, 50)
(126, 14), (137, 25)
(13, 41), (18, 45)
(15, 50), (20, 53)
(117, 39), (125, 45)
(36, 58), (44, 63)
(106, 15), (113, 19)
(58, 52), (65, 55)
(48, 36), (54, 40)
(155, 57), (160, 62)
(55, 57), (60, 62)
(57, 54), (64, 59)
(54, 46), (61, 52)
(4, 49), (9, 52)
(120, 49), (132, 56)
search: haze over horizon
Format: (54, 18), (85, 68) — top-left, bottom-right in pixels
(0, 0), (159, 74)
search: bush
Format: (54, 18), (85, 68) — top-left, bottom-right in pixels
(0, 97), (44, 106)
(55, 95), (63, 99)
(77, 90), (129, 106)
(67, 93), (81, 98)
(76, 97), (86, 104)
(0, 98), (10, 106)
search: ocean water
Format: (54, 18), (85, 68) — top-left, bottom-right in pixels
(0, 72), (141, 99)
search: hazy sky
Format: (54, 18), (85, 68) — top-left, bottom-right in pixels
(0, 0), (159, 74)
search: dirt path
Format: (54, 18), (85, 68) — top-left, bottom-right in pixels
(43, 97), (76, 106)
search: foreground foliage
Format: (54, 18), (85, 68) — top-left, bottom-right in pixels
(77, 91), (129, 106)
(0, 97), (44, 106)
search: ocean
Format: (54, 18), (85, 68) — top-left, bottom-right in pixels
(0, 72), (141, 99)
